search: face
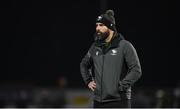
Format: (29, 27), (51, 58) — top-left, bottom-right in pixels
(95, 23), (110, 41)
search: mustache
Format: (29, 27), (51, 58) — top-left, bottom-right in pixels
(96, 30), (102, 35)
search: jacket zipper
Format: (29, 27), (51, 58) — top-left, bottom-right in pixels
(101, 54), (105, 102)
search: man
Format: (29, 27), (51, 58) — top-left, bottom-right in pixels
(80, 10), (142, 108)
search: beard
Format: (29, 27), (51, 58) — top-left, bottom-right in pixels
(95, 30), (110, 41)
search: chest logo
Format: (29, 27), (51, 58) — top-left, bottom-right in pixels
(111, 49), (117, 55)
(96, 51), (99, 56)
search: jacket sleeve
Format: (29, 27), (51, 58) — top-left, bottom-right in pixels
(119, 41), (142, 91)
(80, 44), (94, 86)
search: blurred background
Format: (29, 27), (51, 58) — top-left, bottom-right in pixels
(4, 0), (179, 108)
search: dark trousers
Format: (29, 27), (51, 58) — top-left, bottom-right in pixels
(93, 99), (131, 108)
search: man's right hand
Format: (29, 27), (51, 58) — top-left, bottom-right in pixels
(88, 81), (96, 91)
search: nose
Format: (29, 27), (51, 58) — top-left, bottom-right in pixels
(96, 25), (100, 31)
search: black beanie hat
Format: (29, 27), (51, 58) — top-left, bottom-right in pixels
(96, 10), (116, 31)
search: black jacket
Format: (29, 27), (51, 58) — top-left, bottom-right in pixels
(80, 33), (142, 102)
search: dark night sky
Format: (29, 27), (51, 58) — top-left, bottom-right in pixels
(5, 0), (179, 88)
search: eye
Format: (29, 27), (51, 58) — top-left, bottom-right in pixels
(96, 23), (104, 27)
(99, 23), (104, 26)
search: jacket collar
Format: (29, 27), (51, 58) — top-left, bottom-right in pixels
(95, 32), (124, 49)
